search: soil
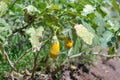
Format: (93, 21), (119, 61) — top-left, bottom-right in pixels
(3, 49), (120, 80)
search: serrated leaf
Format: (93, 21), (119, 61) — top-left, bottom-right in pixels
(99, 31), (113, 49)
(74, 24), (94, 45)
(81, 4), (95, 16)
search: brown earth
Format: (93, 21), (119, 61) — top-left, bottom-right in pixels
(60, 56), (120, 80)
(4, 49), (120, 80)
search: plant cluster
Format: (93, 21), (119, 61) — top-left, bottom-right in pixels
(0, 0), (120, 79)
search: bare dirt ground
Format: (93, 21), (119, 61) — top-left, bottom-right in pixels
(4, 49), (120, 80)
(24, 54), (120, 80)
(58, 49), (120, 80)
(60, 57), (120, 80)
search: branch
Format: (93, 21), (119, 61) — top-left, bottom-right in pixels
(3, 51), (14, 69)
(69, 52), (82, 59)
(68, 48), (73, 56)
(3, 50), (15, 80)
(31, 42), (43, 79)
(62, 49), (82, 65)
(7, 4), (48, 39)
(99, 54), (120, 58)
(14, 37), (49, 66)
(8, 20), (33, 39)
(14, 48), (32, 66)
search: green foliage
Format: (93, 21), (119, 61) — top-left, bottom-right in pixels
(99, 31), (114, 49)
(0, 0), (120, 79)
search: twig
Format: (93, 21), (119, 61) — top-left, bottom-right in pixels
(69, 21), (76, 25)
(63, 21), (76, 25)
(62, 48), (73, 65)
(68, 48), (73, 56)
(31, 52), (38, 79)
(10, 69), (14, 80)
(3, 51), (14, 69)
(14, 48), (32, 66)
(69, 52), (82, 59)
(3, 50), (14, 80)
(8, 20), (33, 39)
(62, 52), (83, 65)
(99, 54), (120, 58)
(31, 42), (43, 79)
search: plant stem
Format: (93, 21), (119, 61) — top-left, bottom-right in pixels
(4, 51), (14, 69)
(31, 53), (36, 79)
(69, 52), (82, 58)
(14, 48), (32, 66)
(10, 68), (14, 80)
(31, 52), (39, 79)
(3, 51), (14, 79)
(31, 43), (42, 79)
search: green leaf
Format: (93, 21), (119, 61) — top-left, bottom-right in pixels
(93, 12), (106, 35)
(0, 1), (7, 17)
(49, 5), (60, 10)
(66, 9), (79, 17)
(0, 42), (4, 54)
(81, 20), (100, 45)
(112, 0), (120, 14)
(0, 18), (10, 27)
(38, 2), (46, 10)
(72, 37), (81, 55)
(23, 5), (40, 15)
(81, 4), (95, 16)
(81, 20), (95, 34)
(107, 20), (120, 32)
(0, 35), (5, 43)
(100, 6), (111, 15)
(74, 24), (94, 45)
(107, 47), (116, 59)
(72, 27), (77, 46)
(96, 6), (106, 17)
(99, 31), (113, 49)
(42, 14), (59, 26)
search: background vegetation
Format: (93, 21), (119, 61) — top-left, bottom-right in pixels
(0, 0), (120, 79)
